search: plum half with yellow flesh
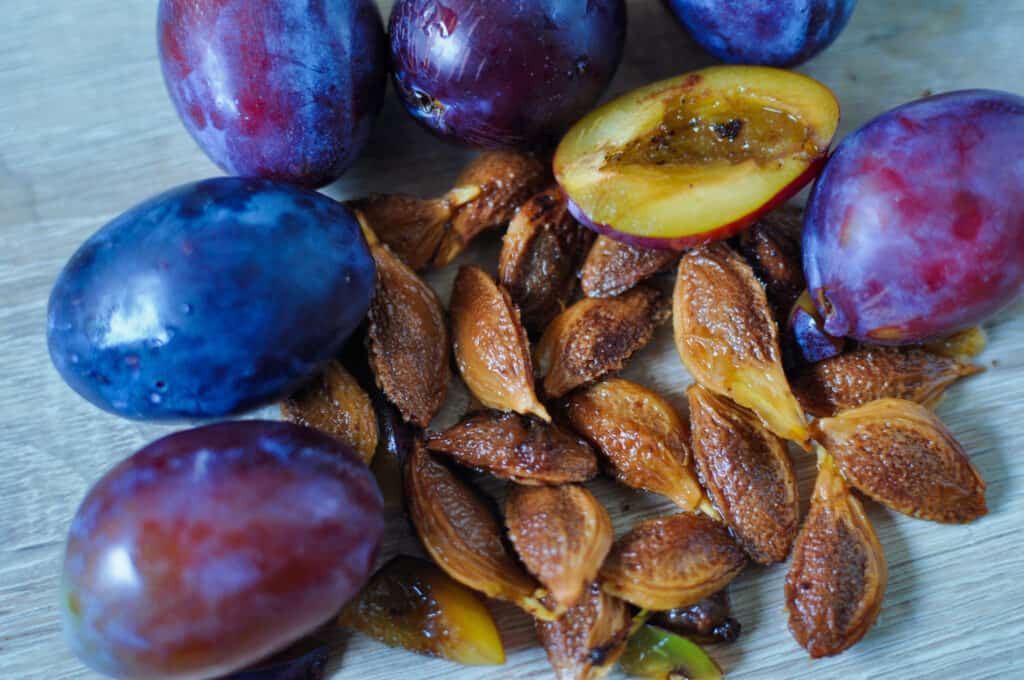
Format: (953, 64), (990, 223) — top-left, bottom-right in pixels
(554, 66), (839, 249)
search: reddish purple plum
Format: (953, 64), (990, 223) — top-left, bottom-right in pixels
(389, 0), (626, 149)
(62, 421), (383, 680)
(666, 0), (857, 66)
(158, 0), (387, 188)
(804, 90), (1024, 344)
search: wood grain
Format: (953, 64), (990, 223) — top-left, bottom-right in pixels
(2, 1), (1023, 678)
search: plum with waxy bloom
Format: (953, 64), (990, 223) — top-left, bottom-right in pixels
(666, 0), (857, 66)
(47, 178), (374, 420)
(804, 90), (1024, 344)
(159, 0), (387, 187)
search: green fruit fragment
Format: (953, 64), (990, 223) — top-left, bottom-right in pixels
(620, 625), (722, 680)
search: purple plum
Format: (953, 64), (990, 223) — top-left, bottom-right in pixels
(47, 178), (375, 420)
(389, 0), (626, 149)
(803, 90), (1024, 344)
(158, 0), (387, 188)
(666, 0), (857, 66)
(61, 421), (383, 680)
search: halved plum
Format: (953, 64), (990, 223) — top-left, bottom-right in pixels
(554, 66), (839, 249)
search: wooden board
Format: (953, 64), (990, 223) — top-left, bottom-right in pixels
(2, 1), (1022, 678)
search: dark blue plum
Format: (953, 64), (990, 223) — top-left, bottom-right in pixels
(47, 177), (375, 420)
(389, 0), (627, 149)
(62, 420), (382, 680)
(666, 0), (857, 66)
(158, 0), (387, 188)
(803, 90), (1024, 344)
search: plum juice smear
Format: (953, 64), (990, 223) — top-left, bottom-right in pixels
(607, 94), (818, 168)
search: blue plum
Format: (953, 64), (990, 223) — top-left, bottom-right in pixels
(804, 90), (1024, 344)
(389, 0), (626, 149)
(47, 177), (375, 420)
(62, 420), (383, 680)
(158, 0), (387, 188)
(666, 0), (856, 66)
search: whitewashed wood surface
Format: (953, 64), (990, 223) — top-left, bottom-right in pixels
(2, 1), (1023, 678)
